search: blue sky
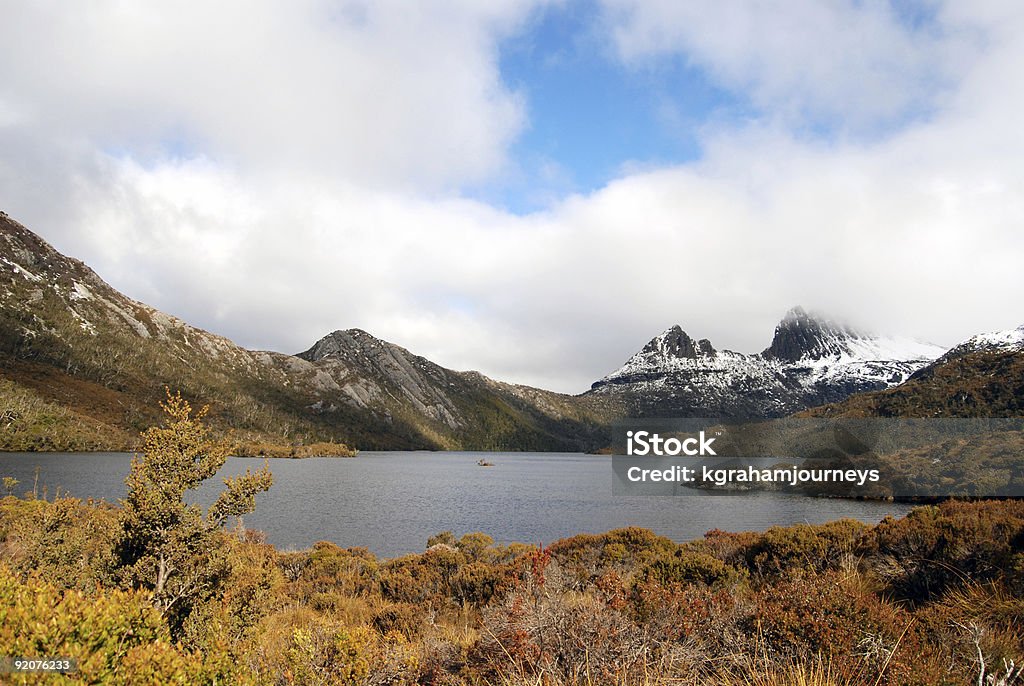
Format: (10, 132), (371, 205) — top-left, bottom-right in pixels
(493, 2), (742, 211)
(488, 0), (948, 213)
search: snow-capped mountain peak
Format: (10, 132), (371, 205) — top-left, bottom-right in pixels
(639, 325), (717, 361)
(589, 307), (947, 418)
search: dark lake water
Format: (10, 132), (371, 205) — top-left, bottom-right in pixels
(0, 451), (913, 558)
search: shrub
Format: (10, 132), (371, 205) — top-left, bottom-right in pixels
(372, 603), (423, 640)
(427, 530), (456, 547)
(865, 500), (1024, 602)
(547, 527), (679, 587)
(639, 550), (744, 587)
(749, 571), (944, 685)
(283, 622), (418, 685)
(477, 586), (651, 684)
(452, 561), (502, 604)
(0, 565), (244, 685)
(0, 494), (118, 592)
(456, 532), (495, 562)
(629, 577), (753, 652)
(742, 519), (867, 577)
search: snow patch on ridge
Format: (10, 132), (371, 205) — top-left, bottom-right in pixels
(946, 324), (1024, 357)
(70, 281), (94, 301)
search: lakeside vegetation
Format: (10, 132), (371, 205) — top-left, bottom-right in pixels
(1, 394), (1023, 684)
(232, 440), (357, 459)
(0, 377), (129, 452)
(0, 379), (356, 457)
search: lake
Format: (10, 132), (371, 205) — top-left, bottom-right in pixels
(0, 451), (914, 558)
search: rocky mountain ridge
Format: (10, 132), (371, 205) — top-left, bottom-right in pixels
(588, 306), (947, 417)
(0, 212), (613, 451)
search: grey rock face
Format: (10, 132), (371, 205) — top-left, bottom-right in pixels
(762, 306), (863, 362)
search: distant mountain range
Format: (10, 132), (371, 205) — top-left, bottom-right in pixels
(1, 210), (1020, 451)
(587, 306), (946, 417)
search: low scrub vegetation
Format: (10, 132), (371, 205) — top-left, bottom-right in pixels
(233, 439), (357, 458)
(0, 377), (129, 451)
(1, 395), (1022, 684)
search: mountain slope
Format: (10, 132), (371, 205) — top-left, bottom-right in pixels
(0, 211), (379, 448)
(801, 324), (1024, 418)
(588, 307), (945, 418)
(0, 212), (613, 451)
(294, 329), (616, 450)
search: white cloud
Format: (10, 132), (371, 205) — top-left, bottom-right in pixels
(0, 0), (534, 190)
(1, 1), (1023, 394)
(600, 0), (968, 131)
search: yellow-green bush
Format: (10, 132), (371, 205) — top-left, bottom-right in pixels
(743, 518), (867, 577)
(639, 550), (744, 587)
(0, 565), (246, 685)
(0, 495), (118, 593)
